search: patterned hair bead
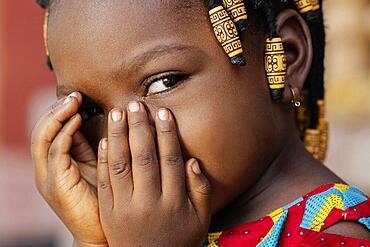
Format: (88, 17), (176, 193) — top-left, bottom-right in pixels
(209, 0), (246, 66)
(293, 0), (321, 22)
(264, 37), (287, 101)
(222, 0), (248, 32)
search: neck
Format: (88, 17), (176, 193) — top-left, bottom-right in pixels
(209, 131), (342, 231)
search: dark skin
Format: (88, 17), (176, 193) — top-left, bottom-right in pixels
(31, 0), (369, 246)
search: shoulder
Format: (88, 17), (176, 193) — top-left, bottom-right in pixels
(323, 221), (370, 240)
(301, 183), (370, 240)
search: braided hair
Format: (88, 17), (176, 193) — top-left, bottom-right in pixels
(36, 0), (328, 162)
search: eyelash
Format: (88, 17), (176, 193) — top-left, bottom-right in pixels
(78, 72), (188, 121)
(144, 72), (189, 96)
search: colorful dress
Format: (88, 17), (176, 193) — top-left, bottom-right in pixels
(203, 184), (370, 247)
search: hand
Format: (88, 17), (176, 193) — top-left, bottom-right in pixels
(97, 102), (212, 247)
(31, 92), (107, 246)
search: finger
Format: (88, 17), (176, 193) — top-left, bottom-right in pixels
(72, 131), (97, 188)
(155, 108), (186, 200)
(97, 138), (114, 212)
(108, 108), (133, 205)
(127, 101), (160, 198)
(71, 131), (96, 163)
(48, 113), (82, 176)
(185, 159), (211, 225)
(31, 92), (82, 184)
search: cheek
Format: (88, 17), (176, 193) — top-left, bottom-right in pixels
(173, 79), (278, 213)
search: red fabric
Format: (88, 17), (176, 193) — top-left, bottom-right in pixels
(206, 184), (370, 247)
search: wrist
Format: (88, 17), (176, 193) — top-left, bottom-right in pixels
(73, 239), (108, 247)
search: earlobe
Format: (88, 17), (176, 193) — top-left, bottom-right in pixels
(275, 9), (313, 103)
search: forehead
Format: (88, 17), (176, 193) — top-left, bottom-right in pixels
(47, 0), (208, 84)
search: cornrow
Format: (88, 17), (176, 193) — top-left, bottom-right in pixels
(261, 0), (277, 38)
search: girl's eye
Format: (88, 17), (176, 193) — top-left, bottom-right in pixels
(145, 73), (188, 96)
(78, 105), (104, 121)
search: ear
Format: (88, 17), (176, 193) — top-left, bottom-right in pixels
(275, 9), (313, 103)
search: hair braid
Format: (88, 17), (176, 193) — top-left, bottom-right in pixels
(261, 0), (278, 38)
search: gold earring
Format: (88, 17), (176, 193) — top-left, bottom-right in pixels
(288, 85), (301, 107)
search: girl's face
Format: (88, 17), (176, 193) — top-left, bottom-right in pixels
(48, 0), (282, 213)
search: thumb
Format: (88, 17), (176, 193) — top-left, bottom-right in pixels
(185, 158), (211, 225)
(71, 131), (97, 187)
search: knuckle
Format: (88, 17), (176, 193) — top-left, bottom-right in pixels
(109, 127), (126, 138)
(129, 119), (146, 128)
(99, 158), (108, 166)
(110, 161), (130, 177)
(135, 153), (155, 168)
(162, 154), (182, 166)
(196, 181), (211, 196)
(99, 181), (111, 190)
(158, 126), (175, 135)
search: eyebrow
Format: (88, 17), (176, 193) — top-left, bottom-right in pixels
(56, 44), (203, 97)
(116, 44), (199, 77)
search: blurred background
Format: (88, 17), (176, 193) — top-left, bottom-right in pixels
(0, 0), (369, 246)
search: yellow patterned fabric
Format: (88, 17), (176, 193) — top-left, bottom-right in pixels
(206, 232), (222, 247)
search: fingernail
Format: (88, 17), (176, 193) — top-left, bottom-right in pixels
(70, 92), (79, 98)
(63, 92), (79, 105)
(111, 109), (122, 122)
(128, 101), (140, 113)
(101, 139), (108, 150)
(191, 159), (201, 175)
(63, 96), (73, 105)
(158, 108), (169, 121)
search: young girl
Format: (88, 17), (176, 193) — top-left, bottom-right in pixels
(31, 0), (370, 246)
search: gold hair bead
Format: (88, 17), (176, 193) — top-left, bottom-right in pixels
(209, 0), (246, 66)
(265, 37), (287, 101)
(222, 0), (248, 32)
(317, 100), (329, 162)
(293, 0), (313, 14)
(293, 0), (321, 21)
(310, 0), (320, 11)
(304, 129), (321, 161)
